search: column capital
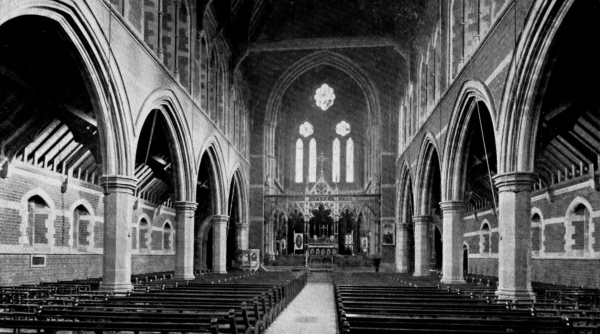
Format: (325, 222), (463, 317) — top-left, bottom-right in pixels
(439, 201), (466, 213)
(100, 175), (136, 195)
(493, 172), (536, 193)
(173, 201), (198, 211)
(413, 215), (432, 224)
(212, 215), (229, 224)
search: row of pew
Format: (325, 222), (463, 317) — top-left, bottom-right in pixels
(0, 270), (307, 333)
(334, 272), (600, 333)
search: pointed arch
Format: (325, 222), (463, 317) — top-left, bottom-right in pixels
(346, 137), (354, 183)
(442, 80), (497, 202)
(0, 0), (134, 176)
(497, 0), (575, 174)
(135, 89), (196, 202)
(414, 132), (442, 216)
(332, 138), (340, 182)
(309, 138), (317, 182)
(295, 139), (303, 183)
(396, 161), (415, 222)
(197, 136), (227, 215)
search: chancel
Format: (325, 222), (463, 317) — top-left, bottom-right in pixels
(0, 0), (599, 333)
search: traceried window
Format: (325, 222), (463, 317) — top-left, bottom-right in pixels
(332, 138), (340, 182)
(299, 122), (314, 137)
(309, 138), (317, 182)
(295, 139), (303, 183)
(336, 121), (350, 136)
(346, 138), (354, 182)
(314, 84), (335, 111)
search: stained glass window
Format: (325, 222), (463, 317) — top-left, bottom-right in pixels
(346, 138), (354, 182)
(332, 138), (340, 182)
(336, 121), (350, 136)
(309, 138), (317, 182)
(295, 139), (303, 183)
(299, 122), (314, 137)
(314, 84), (335, 111)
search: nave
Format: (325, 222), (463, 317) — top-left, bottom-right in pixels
(3, 269), (600, 333)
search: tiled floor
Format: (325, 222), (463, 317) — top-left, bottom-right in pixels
(265, 281), (337, 334)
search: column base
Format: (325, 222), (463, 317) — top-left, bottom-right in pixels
(173, 274), (196, 280)
(440, 277), (465, 285)
(495, 288), (536, 301)
(98, 282), (133, 293)
(413, 271), (430, 277)
(213, 269), (228, 274)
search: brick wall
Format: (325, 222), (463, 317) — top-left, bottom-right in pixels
(0, 254), (102, 286)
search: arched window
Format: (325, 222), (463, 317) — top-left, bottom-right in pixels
(332, 138), (340, 182)
(209, 51), (217, 120)
(531, 213), (542, 253)
(73, 206), (91, 248)
(570, 203), (590, 254)
(163, 222), (172, 251)
(177, 1), (191, 90)
(480, 222), (491, 254)
(346, 137), (354, 182)
(309, 138), (317, 182)
(27, 196), (50, 245)
(139, 218), (150, 250)
(295, 139), (303, 183)
(200, 37), (208, 112)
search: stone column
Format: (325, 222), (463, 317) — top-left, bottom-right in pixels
(99, 175), (136, 293)
(440, 201), (466, 284)
(212, 215), (229, 274)
(174, 201), (197, 280)
(493, 172), (536, 300)
(395, 223), (409, 273)
(413, 215), (431, 277)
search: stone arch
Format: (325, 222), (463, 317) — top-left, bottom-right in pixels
(442, 80), (497, 202)
(197, 136), (227, 215)
(0, 0), (134, 177)
(414, 132), (442, 215)
(135, 89), (196, 203)
(68, 199), (96, 219)
(228, 163), (249, 226)
(566, 196), (594, 217)
(497, 0), (575, 174)
(396, 161), (415, 221)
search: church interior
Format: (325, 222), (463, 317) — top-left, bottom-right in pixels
(0, 0), (599, 332)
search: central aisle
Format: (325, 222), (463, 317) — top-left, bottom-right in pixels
(265, 272), (337, 334)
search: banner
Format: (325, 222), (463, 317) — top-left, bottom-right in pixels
(294, 233), (304, 250)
